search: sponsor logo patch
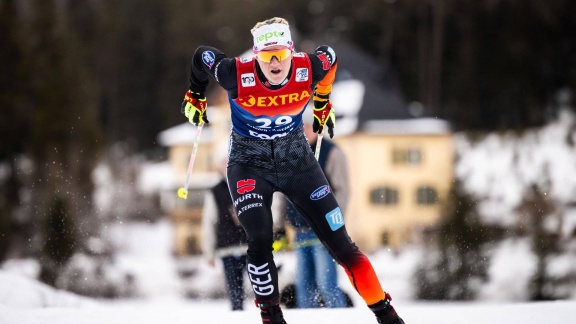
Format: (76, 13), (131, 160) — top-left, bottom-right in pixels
(255, 31), (285, 43)
(237, 90), (310, 107)
(317, 53), (331, 70)
(237, 179), (256, 194)
(295, 68), (308, 82)
(202, 51), (215, 68)
(325, 207), (344, 231)
(241, 73), (256, 87)
(237, 202), (263, 216)
(233, 193), (263, 207)
(214, 61), (221, 82)
(310, 185), (330, 200)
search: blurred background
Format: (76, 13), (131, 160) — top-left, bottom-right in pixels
(1, 0), (576, 305)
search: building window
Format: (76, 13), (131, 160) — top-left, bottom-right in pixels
(380, 231), (390, 246)
(392, 147), (422, 165)
(416, 186), (438, 205)
(186, 235), (200, 255)
(370, 187), (398, 205)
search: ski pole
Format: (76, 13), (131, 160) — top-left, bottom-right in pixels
(177, 122), (205, 199)
(315, 126), (324, 161)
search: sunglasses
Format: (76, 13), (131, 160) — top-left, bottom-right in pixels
(256, 48), (292, 63)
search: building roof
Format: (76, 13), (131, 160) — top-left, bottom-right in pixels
(329, 40), (413, 122)
(304, 39), (451, 135)
(157, 121), (214, 147)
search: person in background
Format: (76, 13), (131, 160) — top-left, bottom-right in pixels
(201, 145), (248, 311)
(283, 117), (349, 309)
(182, 16), (405, 324)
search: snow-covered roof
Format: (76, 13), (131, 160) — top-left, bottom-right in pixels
(158, 106), (229, 146)
(157, 114), (216, 147)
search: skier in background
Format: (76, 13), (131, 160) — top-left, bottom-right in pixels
(181, 16), (405, 324)
(283, 118), (349, 309)
(201, 144), (248, 311)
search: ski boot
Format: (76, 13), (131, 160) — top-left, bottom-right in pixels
(255, 297), (287, 324)
(369, 293), (405, 324)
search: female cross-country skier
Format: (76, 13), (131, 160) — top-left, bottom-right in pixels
(181, 17), (405, 324)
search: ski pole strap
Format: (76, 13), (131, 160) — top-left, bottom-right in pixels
(315, 127), (324, 161)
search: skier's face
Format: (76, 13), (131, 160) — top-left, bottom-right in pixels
(256, 45), (292, 85)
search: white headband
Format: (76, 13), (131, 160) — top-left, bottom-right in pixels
(252, 23), (293, 52)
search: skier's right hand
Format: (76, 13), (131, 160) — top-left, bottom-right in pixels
(181, 90), (209, 126)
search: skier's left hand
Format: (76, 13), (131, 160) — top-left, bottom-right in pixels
(312, 92), (335, 138)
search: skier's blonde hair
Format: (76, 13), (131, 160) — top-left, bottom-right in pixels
(251, 17), (289, 34)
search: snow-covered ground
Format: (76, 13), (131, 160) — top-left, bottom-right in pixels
(1, 278), (575, 324)
(2, 219), (576, 324)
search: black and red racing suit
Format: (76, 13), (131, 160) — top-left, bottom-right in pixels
(187, 45), (387, 306)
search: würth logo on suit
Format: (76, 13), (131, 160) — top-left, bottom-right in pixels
(237, 179), (256, 194)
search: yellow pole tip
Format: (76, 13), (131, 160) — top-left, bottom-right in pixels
(177, 188), (188, 199)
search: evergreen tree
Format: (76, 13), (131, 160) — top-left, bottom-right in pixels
(39, 195), (77, 286)
(0, 0), (32, 261)
(415, 179), (503, 300)
(516, 184), (558, 300)
(6, 0), (104, 262)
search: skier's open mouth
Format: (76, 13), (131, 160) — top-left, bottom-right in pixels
(271, 69), (281, 75)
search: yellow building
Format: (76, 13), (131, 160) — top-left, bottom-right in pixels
(334, 119), (453, 251)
